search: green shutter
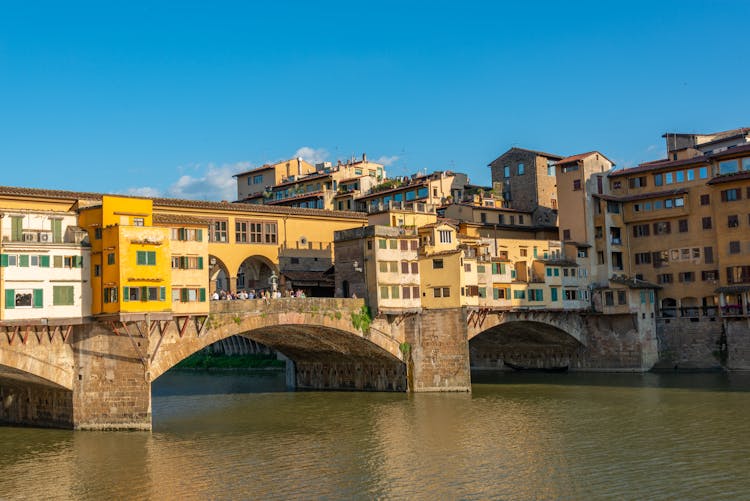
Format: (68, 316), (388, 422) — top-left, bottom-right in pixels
(181, 288), (189, 302)
(196, 229), (203, 242)
(179, 228), (186, 241)
(506, 288), (511, 299)
(19, 255), (29, 267)
(160, 287), (166, 301)
(0, 254), (7, 267)
(147, 251), (156, 265)
(197, 256), (204, 270)
(123, 287), (129, 301)
(51, 219), (62, 243)
(136, 251), (145, 265)
(199, 288), (206, 302)
(551, 287), (558, 302)
(141, 286), (148, 301)
(53, 255), (63, 268)
(546, 267), (552, 277)
(180, 256), (188, 269)
(11, 217), (23, 241)
(33, 289), (43, 308)
(493, 288), (499, 300)
(5, 289), (15, 308)
(74, 256), (83, 268)
(500, 263), (506, 274)
(39, 255), (50, 267)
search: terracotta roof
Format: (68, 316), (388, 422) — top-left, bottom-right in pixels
(451, 202), (526, 213)
(556, 151), (614, 166)
(594, 188), (688, 203)
(609, 276), (661, 289)
(265, 191), (325, 204)
(535, 259), (579, 267)
(488, 147), (563, 166)
(0, 185), (367, 220)
(608, 156), (709, 177)
(273, 171), (331, 189)
(706, 170), (750, 185)
(233, 164), (275, 177)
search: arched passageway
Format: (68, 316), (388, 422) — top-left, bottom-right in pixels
(469, 320), (584, 371)
(236, 255), (277, 293)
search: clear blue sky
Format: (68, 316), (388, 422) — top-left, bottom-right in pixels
(1, 1), (748, 201)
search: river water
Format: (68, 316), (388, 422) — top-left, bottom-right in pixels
(1, 370), (749, 500)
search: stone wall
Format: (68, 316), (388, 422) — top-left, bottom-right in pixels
(573, 314), (656, 370)
(295, 359), (406, 391)
(0, 378), (73, 428)
(404, 308), (471, 391)
(654, 317), (723, 370)
(725, 319), (750, 370)
(71, 322), (152, 430)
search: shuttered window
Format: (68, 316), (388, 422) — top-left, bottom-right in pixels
(53, 286), (75, 305)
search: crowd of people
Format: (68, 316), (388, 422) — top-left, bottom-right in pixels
(211, 289), (307, 301)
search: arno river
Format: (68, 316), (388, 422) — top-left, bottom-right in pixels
(1, 370), (749, 500)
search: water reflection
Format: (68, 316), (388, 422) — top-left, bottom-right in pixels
(0, 370), (748, 500)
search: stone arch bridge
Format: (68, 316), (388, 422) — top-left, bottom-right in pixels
(0, 304), (655, 430)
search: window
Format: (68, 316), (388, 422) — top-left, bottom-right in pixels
(701, 270), (718, 281)
(513, 290), (525, 299)
(547, 162), (555, 176)
(464, 263), (472, 272)
(94, 228), (102, 239)
(517, 163), (525, 175)
(400, 240), (408, 251)
(410, 240), (418, 251)
(52, 286), (75, 306)
(389, 261), (398, 273)
(675, 171), (684, 183)
(729, 241), (741, 254)
(633, 224), (650, 237)
(635, 252), (651, 265)
(401, 261), (409, 274)
(402, 286), (411, 299)
(253, 174), (263, 184)
(480, 213), (487, 223)
(605, 291), (614, 306)
(704, 246), (714, 264)
(136, 251), (156, 266)
(433, 259), (444, 269)
(719, 160), (739, 175)
(94, 264), (101, 276)
(654, 174), (663, 186)
(563, 229), (571, 240)
(699, 167), (708, 179)
(700, 194), (710, 205)
(107, 253), (115, 265)
(727, 266), (750, 284)
(573, 179), (581, 191)
(235, 221), (248, 243)
(133, 217), (144, 227)
(380, 286), (389, 299)
(413, 286), (420, 298)
(617, 290), (627, 305)
(678, 219), (689, 233)
(721, 189), (742, 202)
(597, 251), (605, 264)
(607, 201), (620, 214)
(519, 248), (527, 257)
(264, 223), (277, 244)
(629, 177), (647, 189)
(439, 230), (452, 243)
(378, 239), (386, 249)
(657, 273), (673, 284)
(391, 286), (400, 299)
(687, 169), (695, 181)
(389, 239), (397, 249)
(103, 287), (118, 303)
(652, 223), (669, 235)
(665, 172), (673, 184)
(210, 220), (228, 242)
(679, 272), (695, 283)
(503, 165), (510, 177)
(728, 215), (739, 228)
(702, 217), (712, 230)
(411, 262), (418, 273)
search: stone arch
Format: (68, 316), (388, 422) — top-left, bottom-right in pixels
(467, 310), (586, 370)
(237, 255), (278, 293)
(0, 349), (74, 391)
(149, 299), (404, 386)
(208, 254), (230, 293)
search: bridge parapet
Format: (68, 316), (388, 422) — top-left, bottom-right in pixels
(209, 297), (365, 317)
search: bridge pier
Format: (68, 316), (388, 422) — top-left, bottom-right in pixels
(71, 322), (152, 430)
(403, 308), (472, 392)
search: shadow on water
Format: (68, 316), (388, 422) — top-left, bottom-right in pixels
(152, 369), (287, 397)
(471, 369), (750, 393)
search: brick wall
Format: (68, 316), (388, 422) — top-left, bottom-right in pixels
(0, 378), (73, 428)
(71, 322), (151, 430)
(405, 308), (471, 391)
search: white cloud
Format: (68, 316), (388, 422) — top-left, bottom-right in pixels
(124, 161), (251, 202)
(125, 186), (163, 198)
(375, 155), (400, 166)
(166, 162), (250, 201)
(294, 146), (329, 165)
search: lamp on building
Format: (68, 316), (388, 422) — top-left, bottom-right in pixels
(353, 260), (363, 273)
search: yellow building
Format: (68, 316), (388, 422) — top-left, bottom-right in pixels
(79, 196), (172, 317)
(234, 157), (318, 201)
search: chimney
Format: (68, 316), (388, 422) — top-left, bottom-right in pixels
(362, 152), (367, 162)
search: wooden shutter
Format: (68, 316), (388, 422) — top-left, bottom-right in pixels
(5, 289), (15, 308)
(199, 288), (206, 302)
(123, 287), (130, 301)
(0, 254), (7, 267)
(160, 287), (166, 301)
(40, 255), (50, 267)
(33, 289), (43, 308)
